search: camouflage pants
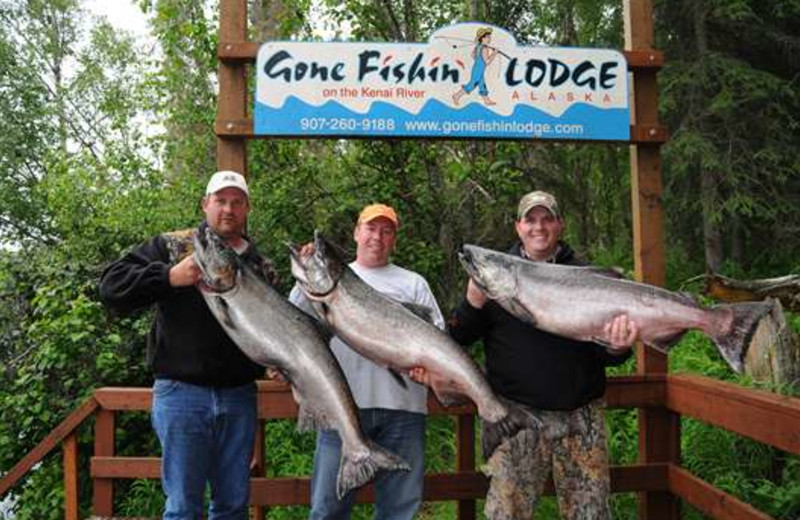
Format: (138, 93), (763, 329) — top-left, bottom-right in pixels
(482, 398), (611, 520)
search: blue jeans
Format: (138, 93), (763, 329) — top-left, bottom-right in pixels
(151, 379), (257, 520)
(309, 408), (426, 520)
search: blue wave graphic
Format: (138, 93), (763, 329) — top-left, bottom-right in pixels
(254, 96), (629, 140)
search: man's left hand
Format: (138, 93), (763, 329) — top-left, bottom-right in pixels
(603, 314), (638, 352)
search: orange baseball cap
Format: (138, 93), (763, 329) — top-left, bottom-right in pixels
(357, 203), (399, 227)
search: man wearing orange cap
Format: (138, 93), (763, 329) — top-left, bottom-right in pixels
(290, 203), (444, 520)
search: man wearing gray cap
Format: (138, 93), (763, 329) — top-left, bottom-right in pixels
(100, 171), (272, 519)
(447, 190), (638, 519)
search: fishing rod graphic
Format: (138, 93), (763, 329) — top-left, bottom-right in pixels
(434, 35), (513, 60)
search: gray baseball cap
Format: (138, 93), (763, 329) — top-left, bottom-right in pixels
(517, 190), (559, 220)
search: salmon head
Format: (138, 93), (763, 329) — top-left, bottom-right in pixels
(459, 244), (519, 301)
(289, 230), (346, 299)
(192, 226), (239, 293)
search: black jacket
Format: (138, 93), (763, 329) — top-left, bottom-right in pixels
(99, 223), (265, 387)
(449, 241), (631, 411)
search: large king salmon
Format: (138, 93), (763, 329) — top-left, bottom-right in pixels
(459, 244), (772, 372)
(289, 232), (540, 458)
(192, 227), (409, 498)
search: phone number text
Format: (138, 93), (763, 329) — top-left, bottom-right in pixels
(299, 117), (396, 132)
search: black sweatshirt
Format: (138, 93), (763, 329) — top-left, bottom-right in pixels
(449, 242), (631, 411)
(99, 223), (264, 387)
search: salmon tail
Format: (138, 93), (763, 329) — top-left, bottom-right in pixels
(709, 301), (773, 373)
(481, 401), (542, 460)
(337, 441), (410, 499)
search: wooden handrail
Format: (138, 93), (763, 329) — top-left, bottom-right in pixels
(666, 373), (800, 457)
(667, 464), (775, 520)
(4, 374), (800, 519)
(92, 374), (669, 414)
(0, 395), (98, 496)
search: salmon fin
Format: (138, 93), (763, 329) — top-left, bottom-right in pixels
(307, 312), (333, 342)
(337, 440), (410, 499)
(311, 301), (332, 327)
(481, 401), (542, 460)
(504, 299), (536, 325)
(709, 301), (773, 373)
(585, 266), (628, 279)
(387, 368), (408, 389)
(677, 291), (701, 305)
(645, 332), (687, 353)
(215, 297), (236, 330)
(296, 403), (333, 432)
(430, 380), (469, 407)
(400, 301), (435, 324)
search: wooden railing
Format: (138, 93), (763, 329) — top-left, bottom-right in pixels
(2, 374), (799, 519)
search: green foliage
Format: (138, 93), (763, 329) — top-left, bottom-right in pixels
(658, 0), (800, 271)
(118, 479), (165, 517)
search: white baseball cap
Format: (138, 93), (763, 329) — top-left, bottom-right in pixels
(206, 170), (249, 197)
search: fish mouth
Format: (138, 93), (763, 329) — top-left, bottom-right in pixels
(458, 245), (494, 296)
(192, 229), (238, 293)
(195, 259), (237, 294)
(287, 240), (310, 287)
(458, 246), (479, 279)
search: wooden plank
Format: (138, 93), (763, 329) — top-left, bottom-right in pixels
(630, 125), (669, 143)
(218, 41), (260, 62)
(216, 119), (667, 144)
(216, 0), (248, 175)
(63, 433), (79, 520)
(93, 409), (116, 517)
(252, 420), (266, 520)
(667, 374), (800, 456)
(248, 465), (665, 505)
(255, 380), (478, 418)
(0, 396), (98, 496)
(624, 50), (665, 69)
(92, 376), (666, 417)
(456, 415), (476, 520)
(668, 464), (775, 520)
(606, 374), (666, 408)
(624, 0), (677, 518)
(91, 458), (664, 504)
(613, 463), (668, 493)
(218, 41), (663, 70)
(94, 387), (151, 411)
(92, 456), (161, 479)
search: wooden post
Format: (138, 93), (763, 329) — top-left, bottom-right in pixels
(217, 0), (248, 175)
(623, 1), (680, 519)
(252, 419), (266, 520)
(93, 409), (115, 516)
(456, 415), (476, 520)
(63, 433), (79, 520)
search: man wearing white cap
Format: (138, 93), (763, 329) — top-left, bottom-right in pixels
(100, 171), (272, 519)
(447, 190), (638, 519)
(290, 203), (444, 520)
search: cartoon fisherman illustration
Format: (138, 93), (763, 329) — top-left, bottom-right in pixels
(452, 27), (499, 106)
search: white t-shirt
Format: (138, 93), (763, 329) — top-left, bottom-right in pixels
(289, 261), (444, 414)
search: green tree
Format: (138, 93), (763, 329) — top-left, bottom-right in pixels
(658, 0), (800, 274)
